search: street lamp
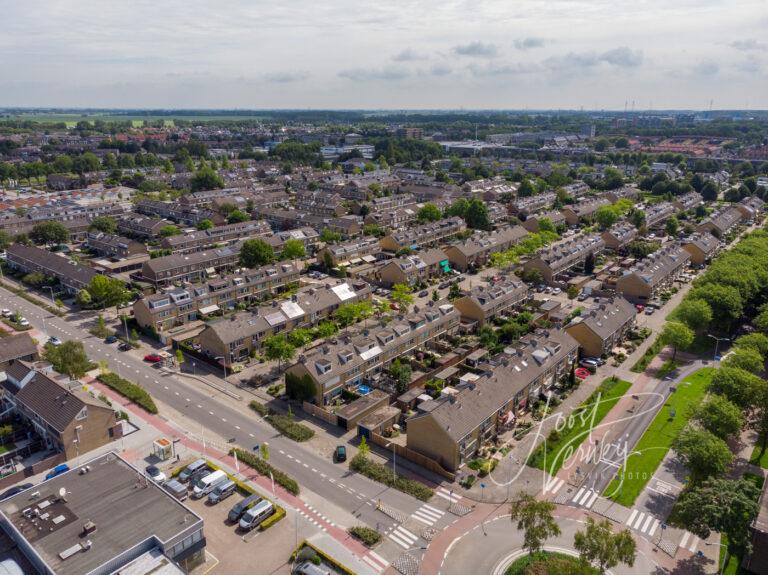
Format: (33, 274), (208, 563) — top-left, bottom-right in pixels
(707, 334), (730, 363)
(215, 356), (228, 386)
(386, 440), (397, 482)
(44, 285), (55, 304)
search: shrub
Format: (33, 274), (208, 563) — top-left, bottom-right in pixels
(260, 504), (286, 530)
(348, 526), (382, 547)
(230, 448), (300, 495)
(97, 373), (158, 414)
(350, 453), (433, 501)
(249, 400), (268, 417)
(266, 414), (314, 442)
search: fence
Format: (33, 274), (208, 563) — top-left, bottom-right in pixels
(369, 431), (455, 482)
(0, 451), (66, 490)
(302, 402), (338, 427)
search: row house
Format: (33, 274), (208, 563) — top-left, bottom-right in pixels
(564, 297), (636, 357)
(22, 200), (128, 223)
(286, 300), (461, 405)
(521, 210), (566, 233)
(254, 207), (362, 237)
(523, 234), (606, 283)
(160, 220), (272, 253)
(672, 191), (703, 212)
(135, 199), (225, 226)
(406, 329), (578, 471)
(199, 280), (372, 366)
(399, 183), (462, 203)
(737, 196), (766, 221)
(453, 275), (529, 328)
(562, 182), (591, 198)
(681, 232), (722, 266)
(603, 187), (639, 203)
(697, 206), (743, 237)
(379, 216), (466, 252)
(317, 237), (382, 267)
(364, 206), (417, 231)
(616, 244), (691, 303)
(486, 201), (509, 225)
(264, 227), (321, 253)
(508, 192), (557, 217)
(86, 232), (147, 259)
(560, 197), (611, 226)
(643, 201), (676, 229)
(138, 243), (243, 287)
(6, 243), (98, 295)
(117, 213), (171, 240)
(443, 225), (529, 271)
(133, 261), (302, 336)
(378, 248), (449, 287)
(178, 188), (243, 206)
(601, 222), (638, 251)
(352, 193), (416, 215)
(294, 190), (347, 217)
(461, 178), (516, 202)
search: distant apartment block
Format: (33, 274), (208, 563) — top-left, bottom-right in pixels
(523, 234), (605, 283)
(697, 206), (743, 237)
(160, 220), (272, 253)
(616, 244), (691, 303)
(443, 225), (529, 271)
(379, 217), (466, 252)
(601, 222), (637, 251)
(6, 244), (98, 295)
(138, 243), (243, 287)
(453, 276), (529, 327)
(86, 231), (147, 259)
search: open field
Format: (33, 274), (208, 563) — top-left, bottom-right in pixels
(2, 113), (271, 126)
(603, 368), (714, 506)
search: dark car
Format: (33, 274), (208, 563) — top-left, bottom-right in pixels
(118, 342), (131, 351)
(0, 483), (33, 501)
(334, 445), (347, 463)
(105, 335), (118, 344)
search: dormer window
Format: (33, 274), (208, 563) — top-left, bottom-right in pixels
(315, 360), (332, 375)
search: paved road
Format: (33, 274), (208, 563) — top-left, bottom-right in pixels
(0, 285), (458, 563)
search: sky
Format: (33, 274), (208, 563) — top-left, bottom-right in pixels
(1, 0), (767, 110)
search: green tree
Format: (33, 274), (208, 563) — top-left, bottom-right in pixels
(175, 349), (184, 365)
(260, 443), (270, 461)
(417, 203), (442, 223)
(538, 217), (556, 234)
(159, 225), (180, 238)
(388, 359), (412, 393)
(665, 216), (679, 236)
(88, 216), (117, 234)
(285, 372), (316, 401)
(672, 427), (733, 482)
(43, 340), (91, 380)
(723, 347), (764, 374)
(196, 219), (214, 231)
(671, 478), (760, 558)
(688, 284), (743, 332)
(709, 367), (764, 409)
(630, 209), (646, 229)
(517, 179), (536, 197)
(595, 205), (618, 230)
(0, 230), (11, 251)
(87, 275), (130, 311)
(190, 165), (224, 192)
(464, 198), (491, 231)
(691, 395), (743, 440)
(509, 493), (561, 556)
(75, 289), (92, 307)
(263, 335), (296, 371)
(670, 299), (712, 332)
(315, 321), (337, 338)
(734, 333), (768, 358)
(390, 283), (414, 312)
(574, 517), (636, 574)
(239, 239), (275, 268)
(30, 221), (69, 246)
(701, 180), (719, 201)
(660, 321), (694, 360)
(287, 328), (312, 348)
(567, 285), (580, 300)
(358, 435), (370, 457)
(227, 209), (249, 224)
(281, 238), (306, 260)
(319, 228), (342, 243)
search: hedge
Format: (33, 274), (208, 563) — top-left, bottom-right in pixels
(350, 454), (433, 501)
(348, 526), (382, 547)
(230, 448), (300, 495)
(97, 372), (158, 414)
(266, 414), (314, 442)
(249, 400), (269, 416)
(259, 505), (286, 531)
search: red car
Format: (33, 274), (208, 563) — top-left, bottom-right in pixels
(143, 354), (163, 363)
(635, 304), (645, 313)
(574, 367), (591, 380)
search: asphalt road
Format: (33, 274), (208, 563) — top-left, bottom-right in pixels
(0, 285), (454, 551)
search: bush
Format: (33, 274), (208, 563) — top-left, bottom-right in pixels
(350, 453), (433, 501)
(97, 373), (158, 414)
(260, 504), (286, 530)
(230, 448), (300, 495)
(631, 335), (663, 373)
(348, 526), (382, 547)
(249, 400), (269, 417)
(266, 414), (314, 442)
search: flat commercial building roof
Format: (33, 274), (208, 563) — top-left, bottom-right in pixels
(0, 452), (203, 575)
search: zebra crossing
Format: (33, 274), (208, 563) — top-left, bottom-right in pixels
(411, 503), (445, 526)
(678, 531), (701, 553)
(435, 486), (461, 504)
(625, 509), (660, 537)
(361, 550), (389, 573)
(570, 487), (600, 509)
(388, 524), (419, 550)
(544, 477), (565, 494)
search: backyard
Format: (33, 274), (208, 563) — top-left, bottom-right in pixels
(603, 368), (714, 506)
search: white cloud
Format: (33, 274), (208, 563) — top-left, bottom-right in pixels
(452, 41), (499, 58)
(392, 48), (427, 62)
(338, 66), (410, 81)
(513, 37), (546, 50)
(730, 39), (768, 52)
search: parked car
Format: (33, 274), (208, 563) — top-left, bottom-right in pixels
(579, 358), (600, 368)
(552, 288), (562, 295)
(238, 500), (275, 531)
(118, 342), (132, 351)
(145, 465), (167, 484)
(645, 307), (656, 315)
(635, 304), (645, 313)
(18, 318), (29, 327)
(584, 356), (605, 366)
(228, 494), (263, 523)
(45, 464), (70, 480)
(178, 459), (208, 483)
(0, 309), (10, 317)
(334, 445), (347, 463)
(105, 335), (118, 344)
(47, 336), (62, 346)
(144, 354), (163, 363)
(418, 290), (428, 297)
(0, 483), (33, 501)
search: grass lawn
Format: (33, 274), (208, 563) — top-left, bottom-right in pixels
(630, 335), (663, 373)
(527, 377), (632, 475)
(0, 443), (15, 455)
(504, 551), (599, 575)
(749, 443), (768, 468)
(603, 368), (714, 506)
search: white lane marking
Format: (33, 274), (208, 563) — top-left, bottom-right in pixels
(648, 519), (660, 537)
(572, 487), (585, 503)
(641, 515), (654, 533)
(626, 509), (638, 526)
(585, 491), (598, 509)
(689, 536), (700, 552)
(680, 531), (690, 549)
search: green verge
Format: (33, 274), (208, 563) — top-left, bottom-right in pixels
(504, 551), (599, 575)
(527, 377), (632, 475)
(230, 447), (300, 496)
(630, 335), (663, 373)
(603, 368), (713, 506)
(350, 453), (433, 501)
(97, 372), (158, 414)
(248, 401), (315, 442)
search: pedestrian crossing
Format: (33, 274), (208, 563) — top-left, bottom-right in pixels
(388, 525), (419, 550)
(411, 503), (445, 526)
(361, 550), (389, 573)
(625, 509), (660, 537)
(570, 487), (599, 509)
(435, 486), (461, 504)
(544, 477), (565, 494)
(679, 531), (700, 553)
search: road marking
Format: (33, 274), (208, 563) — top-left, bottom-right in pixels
(185, 398), (191, 403)
(584, 491), (598, 509)
(626, 509), (638, 526)
(641, 515), (654, 533)
(209, 411), (214, 415)
(436, 487), (461, 503)
(303, 463), (309, 468)
(633, 512), (646, 530)
(680, 531), (690, 549)
(545, 477), (565, 494)
(248, 433), (254, 437)
(174, 392), (179, 396)
(689, 536), (700, 552)
(572, 487), (585, 503)
(235, 425), (240, 430)
(279, 450), (285, 455)
(222, 418), (227, 422)
(311, 468), (317, 473)
(648, 519), (660, 537)
(320, 473), (326, 478)
(389, 526), (418, 549)
(362, 555), (385, 572)
(197, 405), (202, 409)
(287, 454), (294, 459)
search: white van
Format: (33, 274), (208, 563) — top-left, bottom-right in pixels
(192, 469), (227, 499)
(238, 500), (274, 531)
